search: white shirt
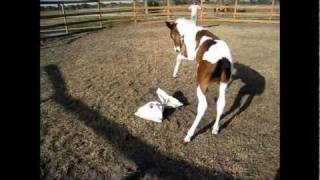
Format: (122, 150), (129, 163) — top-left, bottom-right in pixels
(188, 5), (201, 16)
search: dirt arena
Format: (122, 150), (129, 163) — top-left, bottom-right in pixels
(40, 22), (280, 179)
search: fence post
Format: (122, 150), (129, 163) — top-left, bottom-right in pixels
(200, 0), (203, 24)
(166, 0), (170, 21)
(233, 0), (238, 22)
(144, 0), (148, 14)
(269, 0), (275, 22)
(60, 2), (69, 34)
(133, 0), (137, 25)
(97, 0), (103, 28)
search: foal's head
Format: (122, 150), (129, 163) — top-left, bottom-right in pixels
(165, 21), (183, 53)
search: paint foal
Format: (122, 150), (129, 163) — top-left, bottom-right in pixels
(165, 18), (233, 142)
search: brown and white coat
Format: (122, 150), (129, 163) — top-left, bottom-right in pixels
(166, 18), (233, 142)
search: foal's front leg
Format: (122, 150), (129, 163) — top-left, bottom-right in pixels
(173, 53), (185, 78)
(184, 85), (208, 142)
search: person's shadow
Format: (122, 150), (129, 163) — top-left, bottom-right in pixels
(43, 65), (235, 179)
(193, 62), (266, 138)
(273, 168), (280, 180)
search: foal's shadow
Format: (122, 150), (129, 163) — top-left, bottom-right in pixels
(193, 62), (266, 137)
(163, 91), (190, 120)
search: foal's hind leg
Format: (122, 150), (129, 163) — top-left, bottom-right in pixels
(184, 69), (211, 143)
(212, 82), (228, 134)
(184, 60), (212, 142)
(184, 85), (208, 142)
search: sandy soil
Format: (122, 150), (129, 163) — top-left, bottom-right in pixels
(40, 22), (280, 180)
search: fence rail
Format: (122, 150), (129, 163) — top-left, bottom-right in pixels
(40, 0), (279, 37)
(41, 0), (97, 4)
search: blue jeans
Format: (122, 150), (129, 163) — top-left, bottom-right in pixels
(191, 15), (197, 24)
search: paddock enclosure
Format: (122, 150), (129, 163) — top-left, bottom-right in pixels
(40, 21), (279, 179)
(40, 0), (279, 38)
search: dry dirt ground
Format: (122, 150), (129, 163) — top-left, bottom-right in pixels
(40, 22), (280, 180)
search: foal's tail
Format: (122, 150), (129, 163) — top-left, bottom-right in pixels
(213, 57), (232, 84)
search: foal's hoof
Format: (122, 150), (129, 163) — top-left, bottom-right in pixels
(183, 136), (191, 143)
(212, 128), (219, 135)
(182, 141), (189, 146)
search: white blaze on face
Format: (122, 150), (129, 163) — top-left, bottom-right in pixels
(174, 46), (180, 52)
(175, 18), (200, 60)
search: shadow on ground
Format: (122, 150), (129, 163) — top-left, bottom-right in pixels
(273, 168), (280, 180)
(202, 24), (220, 28)
(193, 62), (266, 138)
(44, 65), (236, 180)
(40, 27), (106, 49)
(163, 91), (190, 121)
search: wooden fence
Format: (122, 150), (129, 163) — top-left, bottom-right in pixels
(40, 0), (279, 37)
